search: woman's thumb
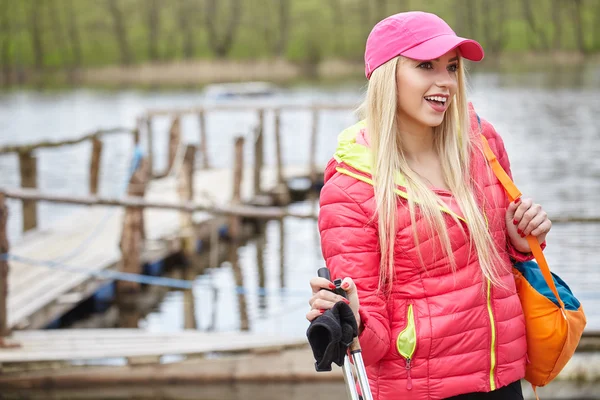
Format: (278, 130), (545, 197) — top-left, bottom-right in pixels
(341, 277), (357, 296)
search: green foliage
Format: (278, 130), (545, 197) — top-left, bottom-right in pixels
(0, 0), (598, 71)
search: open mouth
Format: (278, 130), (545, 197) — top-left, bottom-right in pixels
(424, 95), (447, 107)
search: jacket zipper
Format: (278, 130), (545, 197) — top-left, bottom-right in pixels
(396, 304), (417, 390)
(486, 279), (497, 391)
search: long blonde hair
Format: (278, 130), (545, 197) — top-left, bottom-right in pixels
(359, 56), (505, 292)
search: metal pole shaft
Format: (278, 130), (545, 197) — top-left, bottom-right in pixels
(342, 354), (360, 400)
(352, 351), (373, 400)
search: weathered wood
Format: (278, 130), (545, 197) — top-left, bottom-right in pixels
(183, 266), (197, 330)
(253, 109), (265, 196)
(198, 111), (210, 169)
(0, 186), (318, 220)
(18, 151), (37, 232)
(274, 109), (284, 185)
(273, 109), (290, 205)
(229, 246), (249, 331)
(178, 145), (196, 257)
(0, 128), (135, 154)
(89, 137), (103, 195)
(118, 157), (149, 294)
(166, 116), (182, 176)
(309, 109), (319, 185)
(230, 137), (245, 240)
(145, 117), (154, 177)
(279, 219), (285, 288)
(0, 193), (8, 337)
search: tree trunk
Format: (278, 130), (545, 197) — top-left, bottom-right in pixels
(466, 0), (478, 43)
(177, 0), (195, 59)
(30, 0), (45, 72)
(147, 0), (160, 61)
(359, 0), (372, 41)
(570, 0), (586, 54)
(0, 0), (12, 86)
(521, 0), (549, 50)
(374, 0), (387, 22)
(273, 0), (290, 57)
(552, 0), (563, 50)
(47, 0), (70, 74)
(106, 0), (132, 65)
(329, 0), (344, 55)
(483, 0), (508, 54)
(204, 0), (242, 58)
(65, 0), (82, 68)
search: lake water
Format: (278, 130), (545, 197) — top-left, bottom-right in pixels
(1, 66), (600, 398)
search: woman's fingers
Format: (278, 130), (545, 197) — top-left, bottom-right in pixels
(309, 277), (336, 293)
(521, 210), (547, 237)
(306, 308), (324, 322)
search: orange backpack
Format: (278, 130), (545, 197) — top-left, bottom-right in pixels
(480, 133), (587, 396)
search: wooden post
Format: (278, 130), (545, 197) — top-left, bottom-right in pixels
(279, 218), (285, 289)
(18, 151), (37, 232)
(146, 116), (154, 178)
(230, 136), (244, 241)
(118, 156), (149, 296)
(230, 245), (249, 331)
(166, 116), (181, 176)
(0, 193), (8, 338)
(198, 111), (210, 170)
(273, 109), (290, 205)
(253, 109), (264, 196)
(256, 222), (266, 310)
(89, 137), (103, 195)
(309, 109), (319, 185)
(183, 265), (198, 330)
(177, 145), (196, 257)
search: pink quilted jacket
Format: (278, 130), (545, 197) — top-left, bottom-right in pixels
(318, 105), (531, 399)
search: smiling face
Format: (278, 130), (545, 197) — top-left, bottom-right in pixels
(396, 50), (459, 133)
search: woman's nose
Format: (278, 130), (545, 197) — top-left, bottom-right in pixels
(435, 69), (457, 89)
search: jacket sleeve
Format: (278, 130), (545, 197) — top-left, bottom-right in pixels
(480, 118), (545, 262)
(318, 179), (391, 366)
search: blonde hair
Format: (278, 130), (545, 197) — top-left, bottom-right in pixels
(358, 56), (505, 292)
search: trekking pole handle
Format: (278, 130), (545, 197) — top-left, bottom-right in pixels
(317, 267), (347, 298)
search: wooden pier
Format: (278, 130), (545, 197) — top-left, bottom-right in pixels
(0, 104), (342, 365)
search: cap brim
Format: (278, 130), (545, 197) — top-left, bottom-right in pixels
(401, 35), (484, 62)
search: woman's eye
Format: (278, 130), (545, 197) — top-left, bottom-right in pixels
(417, 62), (433, 69)
(448, 64), (458, 72)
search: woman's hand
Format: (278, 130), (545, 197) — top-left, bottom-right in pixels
(506, 197), (551, 253)
(306, 277), (361, 330)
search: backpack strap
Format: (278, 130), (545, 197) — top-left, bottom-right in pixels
(476, 115), (565, 312)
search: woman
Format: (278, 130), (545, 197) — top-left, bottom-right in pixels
(306, 11), (551, 400)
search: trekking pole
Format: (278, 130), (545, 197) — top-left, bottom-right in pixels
(317, 268), (373, 400)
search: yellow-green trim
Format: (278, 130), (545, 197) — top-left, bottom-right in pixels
(396, 304), (417, 360)
(486, 279), (497, 391)
(333, 121), (467, 224)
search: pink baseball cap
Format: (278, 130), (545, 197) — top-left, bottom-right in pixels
(364, 11), (484, 79)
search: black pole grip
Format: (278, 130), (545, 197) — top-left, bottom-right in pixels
(317, 267), (331, 281)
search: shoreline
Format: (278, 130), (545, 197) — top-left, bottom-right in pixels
(3, 52), (599, 90)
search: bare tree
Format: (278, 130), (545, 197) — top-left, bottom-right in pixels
(47, 0), (71, 72)
(29, 0), (45, 72)
(147, 0), (160, 61)
(521, 0), (549, 50)
(177, 0), (196, 59)
(0, 0), (12, 86)
(204, 0), (242, 58)
(374, 0), (387, 22)
(552, 0), (563, 49)
(481, 0), (508, 54)
(273, 0), (290, 57)
(329, 0), (345, 55)
(570, 0), (587, 54)
(65, 0), (82, 68)
(106, 0), (133, 65)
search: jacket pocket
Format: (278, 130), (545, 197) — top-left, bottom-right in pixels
(396, 303), (417, 390)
